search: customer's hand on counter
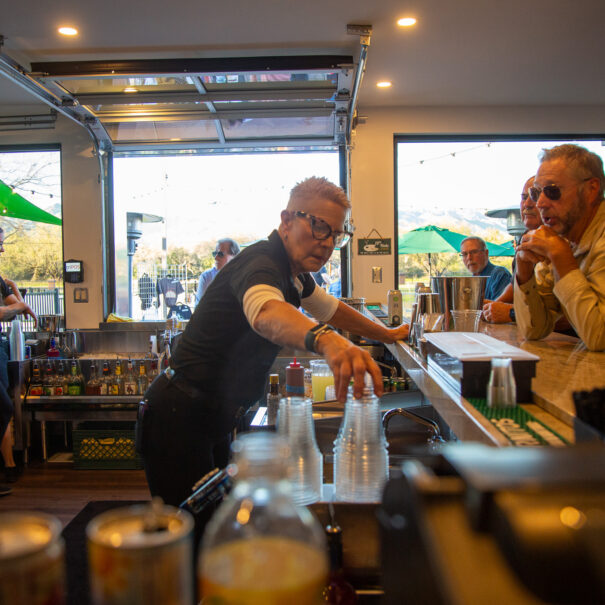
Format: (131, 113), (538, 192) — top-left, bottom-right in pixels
(315, 330), (384, 402)
(482, 300), (514, 323)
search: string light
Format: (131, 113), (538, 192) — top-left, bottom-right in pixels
(8, 184), (60, 199)
(401, 142), (493, 168)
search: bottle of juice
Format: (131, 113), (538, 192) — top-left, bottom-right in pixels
(199, 432), (328, 605)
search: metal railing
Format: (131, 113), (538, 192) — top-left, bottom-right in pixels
(1, 287), (64, 332)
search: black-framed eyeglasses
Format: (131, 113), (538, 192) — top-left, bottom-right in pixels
(529, 177), (592, 203)
(294, 211), (352, 248)
(212, 250), (225, 258)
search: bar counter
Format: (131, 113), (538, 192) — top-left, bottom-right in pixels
(384, 321), (605, 447)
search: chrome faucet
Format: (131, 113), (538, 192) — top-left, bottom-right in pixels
(374, 360), (398, 379)
(382, 407), (445, 444)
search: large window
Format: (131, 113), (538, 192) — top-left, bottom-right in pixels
(113, 151), (340, 319)
(0, 147), (63, 326)
(395, 136), (605, 300)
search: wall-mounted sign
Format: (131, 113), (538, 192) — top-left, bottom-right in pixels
(357, 238), (391, 256)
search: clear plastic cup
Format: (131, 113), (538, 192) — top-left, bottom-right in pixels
(487, 357), (517, 408)
(451, 309), (482, 332)
(277, 397), (323, 505)
(310, 359), (334, 402)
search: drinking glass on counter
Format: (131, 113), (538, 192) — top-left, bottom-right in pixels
(310, 359), (334, 402)
(451, 309), (482, 332)
(487, 357), (516, 408)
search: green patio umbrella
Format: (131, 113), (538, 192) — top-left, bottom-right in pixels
(398, 225), (511, 276)
(489, 239), (515, 256)
(0, 179), (62, 226)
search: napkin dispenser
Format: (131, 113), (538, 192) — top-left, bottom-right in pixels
(424, 332), (539, 402)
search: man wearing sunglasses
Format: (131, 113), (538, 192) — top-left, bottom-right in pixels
(483, 176), (537, 323)
(515, 144), (605, 350)
(139, 177), (409, 510)
(195, 238), (240, 305)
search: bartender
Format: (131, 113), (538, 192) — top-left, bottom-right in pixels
(138, 176), (409, 507)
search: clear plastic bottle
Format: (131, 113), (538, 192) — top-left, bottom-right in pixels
(199, 432), (328, 605)
(333, 380), (389, 503)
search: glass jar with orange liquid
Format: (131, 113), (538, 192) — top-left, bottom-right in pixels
(198, 432), (328, 605)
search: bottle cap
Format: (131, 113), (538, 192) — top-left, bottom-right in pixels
(269, 373), (279, 384)
(288, 357), (302, 368)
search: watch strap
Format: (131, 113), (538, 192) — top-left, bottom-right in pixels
(509, 307), (516, 322)
(304, 323), (334, 353)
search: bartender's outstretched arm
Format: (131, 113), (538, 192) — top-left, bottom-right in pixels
(253, 299), (384, 402)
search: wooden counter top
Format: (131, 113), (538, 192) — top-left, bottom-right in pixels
(383, 320), (604, 446)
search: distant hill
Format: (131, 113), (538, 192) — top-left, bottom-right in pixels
(398, 206), (511, 241)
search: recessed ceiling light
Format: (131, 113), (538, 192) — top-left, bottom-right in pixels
(397, 17), (417, 27)
(123, 87), (138, 93)
(58, 26), (78, 36)
(377, 81), (392, 89)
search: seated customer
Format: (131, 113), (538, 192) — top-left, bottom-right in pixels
(483, 176), (538, 323)
(515, 144), (605, 351)
(460, 236), (512, 301)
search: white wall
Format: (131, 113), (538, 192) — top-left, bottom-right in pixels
(2, 104), (605, 325)
(0, 108), (104, 328)
(350, 105), (605, 303)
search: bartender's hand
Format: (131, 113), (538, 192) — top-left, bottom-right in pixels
(381, 323), (410, 343)
(482, 301), (513, 323)
(315, 330), (384, 402)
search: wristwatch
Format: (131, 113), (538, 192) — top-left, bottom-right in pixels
(304, 323), (334, 353)
(509, 307), (516, 322)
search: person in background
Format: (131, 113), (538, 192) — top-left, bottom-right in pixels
(138, 177), (409, 511)
(0, 227), (36, 496)
(515, 144), (605, 350)
(195, 238), (240, 305)
(483, 176), (538, 323)
(460, 236), (512, 300)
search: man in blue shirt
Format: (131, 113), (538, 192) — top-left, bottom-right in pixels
(195, 238), (240, 306)
(460, 236), (512, 301)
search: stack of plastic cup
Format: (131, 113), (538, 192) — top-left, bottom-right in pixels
(277, 396), (323, 505)
(333, 383), (389, 503)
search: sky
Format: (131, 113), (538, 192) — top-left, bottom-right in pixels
(113, 152), (341, 250)
(397, 139), (605, 212)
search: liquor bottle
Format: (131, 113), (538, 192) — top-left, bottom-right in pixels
(99, 361), (111, 396)
(110, 361), (124, 396)
(148, 358), (159, 382)
(85, 363), (102, 395)
(123, 360), (138, 396)
(54, 361), (67, 396)
(323, 524), (358, 604)
(47, 337), (60, 358)
(266, 373), (280, 426)
(42, 362), (56, 396)
(137, 362), (149, 395)
(29, 361), (44, 396)
(67, 360), (84, 395)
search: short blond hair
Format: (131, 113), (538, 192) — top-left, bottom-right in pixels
(287, 177), (351, 210)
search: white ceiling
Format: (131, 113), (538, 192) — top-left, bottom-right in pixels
(1, 0), (605, 111)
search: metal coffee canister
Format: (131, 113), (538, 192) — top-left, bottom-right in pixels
(87, 501), (194, 605)
(0, 511), (66, 605)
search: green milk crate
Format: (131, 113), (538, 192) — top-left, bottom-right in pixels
(72, 422), (143, 470)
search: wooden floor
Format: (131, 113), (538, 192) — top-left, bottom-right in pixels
(0, 462), (151, 526)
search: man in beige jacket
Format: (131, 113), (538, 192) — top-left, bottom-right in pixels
(514, 144), (605, 351)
